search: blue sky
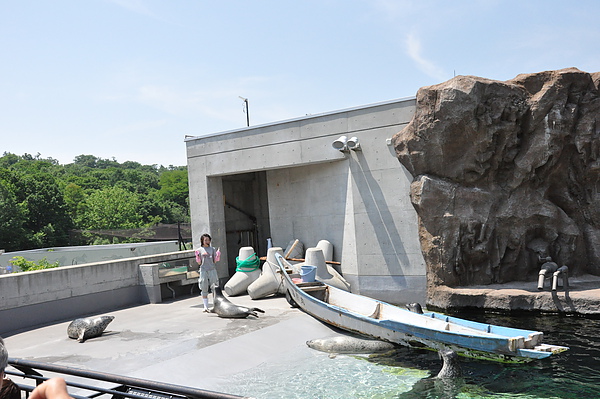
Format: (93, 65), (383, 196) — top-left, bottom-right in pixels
(1, 1), (599, 167)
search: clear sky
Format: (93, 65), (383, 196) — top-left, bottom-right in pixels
(1, 1), (599, 167)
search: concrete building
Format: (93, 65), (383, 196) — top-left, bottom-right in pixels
(185, 97), (426, 304)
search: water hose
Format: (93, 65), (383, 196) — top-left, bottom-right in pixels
(236, 253), (260, 272)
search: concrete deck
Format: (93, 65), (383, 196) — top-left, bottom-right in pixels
(428, 274), (600, 314)
(3, 294), (339, 396)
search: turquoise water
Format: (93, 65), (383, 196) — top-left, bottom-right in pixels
(224, 313), (600, 398)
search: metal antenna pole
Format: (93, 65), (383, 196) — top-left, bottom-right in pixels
(239, 96), (249, 127)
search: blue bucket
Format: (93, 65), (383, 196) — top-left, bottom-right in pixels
(300, 265), (317, 282)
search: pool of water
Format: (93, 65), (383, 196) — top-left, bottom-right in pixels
(221, 312), (600, 398)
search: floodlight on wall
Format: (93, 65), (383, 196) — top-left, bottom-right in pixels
(332, 135), (348, 151)
(347, 136), (361, 151)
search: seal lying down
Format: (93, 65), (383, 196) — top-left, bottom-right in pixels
(307, 335), (462, 380)
(211, 285), (265, 318)
(67, 315), (114, 343)
(307, 334), (397, 354)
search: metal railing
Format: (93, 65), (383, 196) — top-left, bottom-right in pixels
(6, 358), (251, 399)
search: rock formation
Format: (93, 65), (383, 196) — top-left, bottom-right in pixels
(393, 68), (600, 290)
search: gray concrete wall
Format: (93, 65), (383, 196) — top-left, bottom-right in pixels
(186, 98), (427, 304)
(0, 250), (195, 336)
(0, 241), (180, 272)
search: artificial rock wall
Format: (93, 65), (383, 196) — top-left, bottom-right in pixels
(393, 68), (600, 289)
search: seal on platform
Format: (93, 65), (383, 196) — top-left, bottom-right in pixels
(307, 334), (396, 354)
(211, 285), (265, 318)
(67, 315), (114, 343)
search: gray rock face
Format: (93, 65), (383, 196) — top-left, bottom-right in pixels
(393, 68), (600, 289)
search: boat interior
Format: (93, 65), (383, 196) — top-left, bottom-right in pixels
(295, 281), (328, 302)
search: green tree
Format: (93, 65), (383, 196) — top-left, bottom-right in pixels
(16, 173), (72, 248)
(159, 169), (189, 208)
(0, 179), (27, 251)
(0, 152), (20, 168)
(64, 183), (86, 218)
(73, 154), (102, 168)
(1, 156), (71, 249)
(80, 186), (144, 229)
(0, 152), (190, 249)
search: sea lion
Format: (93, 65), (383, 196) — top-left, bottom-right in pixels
(67, 315), (114, 343)
(306, 334), (396, 354)
(211, 285), (265, 318)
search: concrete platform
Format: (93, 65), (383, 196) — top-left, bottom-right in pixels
(3, 293), (340, 396)
(428, 274), (600, 315)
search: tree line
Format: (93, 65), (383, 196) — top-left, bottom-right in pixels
(0, 153), (189, 252)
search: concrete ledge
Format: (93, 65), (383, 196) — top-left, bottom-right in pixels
(0, 250), (197, 336)
(2, 286), (142, 336)
(427, 274), (600, 315)
(140, 263), (199, 304)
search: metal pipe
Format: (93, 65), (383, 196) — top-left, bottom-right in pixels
(552, 265), (569, 291)
(238, 96), (249, 127)
(166, 281), (176, 299)
(537, 271), (548, 290)
(538, 262), (558, 290)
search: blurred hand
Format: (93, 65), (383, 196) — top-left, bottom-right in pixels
(29, 378), (73, 399)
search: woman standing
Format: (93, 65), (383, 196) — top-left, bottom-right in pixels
(196, 233), (220, 312)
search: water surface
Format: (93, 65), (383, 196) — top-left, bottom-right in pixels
(224, 312), (600, 398)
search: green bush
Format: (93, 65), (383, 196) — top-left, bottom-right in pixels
(9, 256), (61, 272)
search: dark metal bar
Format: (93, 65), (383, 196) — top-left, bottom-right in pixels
(8, 358), (250, 399)
(18, 383), (90, 399)
(224, 201), (257, 223)
(9, 369), (148, 399)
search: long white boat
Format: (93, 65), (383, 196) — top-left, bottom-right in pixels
(275, 253), (568, 363)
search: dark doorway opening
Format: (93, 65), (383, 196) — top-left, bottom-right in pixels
(222, 171), (270, 277)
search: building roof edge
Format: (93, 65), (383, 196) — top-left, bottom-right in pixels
(184, 96), (416, 142)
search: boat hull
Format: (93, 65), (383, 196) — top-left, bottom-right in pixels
(276, 254), (568, 363)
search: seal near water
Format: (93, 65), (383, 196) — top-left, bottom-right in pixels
(67, 315), (114, 343)
(406, 303), (424, 314)
(398, 349), (464, 398)
(211, 285), (265, 318)
(437, 349), (462, 379)
(306, 334), (396, 354)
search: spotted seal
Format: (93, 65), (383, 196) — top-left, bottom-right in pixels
(437, 349), (462, 379)
(211, 285), (265, 318)
(67, 315), (114, 343)
(398, 349), (464, 398)
(307, 334), (396, 354)
(406, 302), (424, 314)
